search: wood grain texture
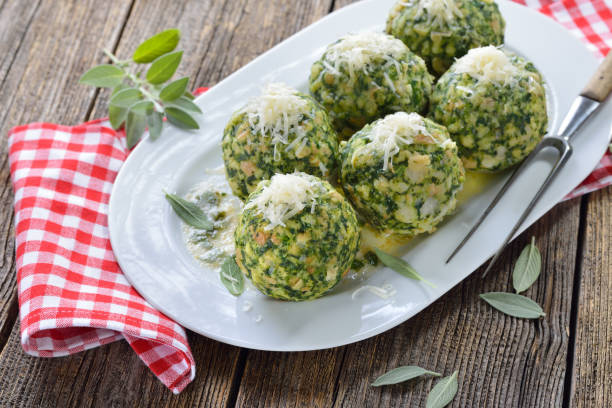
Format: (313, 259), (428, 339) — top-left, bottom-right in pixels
(571, 187), (612, 408)
(235, 348), (345, 408)
(89, 0), (334, 119)
(0, 322), (243, 407)
(233, 201), (582, 407)
(332, 0), (361, 11)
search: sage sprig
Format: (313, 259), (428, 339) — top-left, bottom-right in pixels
(164, 192), (213, 230)
(480, 292), (545, 319)
(372, 366), (441, 387)
(426, 371), (459, 408)
(220, 256), (245, 296)
(512, 237), (541, 293)
(374, 248), (435, 288)
(80, 29), (202, 148)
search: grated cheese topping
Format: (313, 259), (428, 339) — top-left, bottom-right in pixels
(400, 0), (463, 28)
(245, 173), (320, 230)
(353, 112), (452, 171)
(241, 83), (312, 160)
(351, 283), (397, 300)
(453, 46), (520, 85)
(241, 301), (253, 312)
(324, 32), (407, 78)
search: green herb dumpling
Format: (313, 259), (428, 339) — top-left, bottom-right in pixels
(309, 32), (433, 139)
(222, 83), (339, 200)
(430, 46), (548, 172)
(235, 172), (360, 301)
(386, 0), (505, 76)
(340, 112), (464, 235)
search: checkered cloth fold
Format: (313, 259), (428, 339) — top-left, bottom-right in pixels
(8, 117), (196, 393)
(6, 0), (612, 394)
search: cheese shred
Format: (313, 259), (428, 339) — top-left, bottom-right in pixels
(351, 284), (397, 300)
(245, 173), (319, 230)
(352, 112), (451, 171)
(453, 46), (520, 85)
(400, 0), (464, 27)
(241, 83), (312, 160)
(324, 32), (407, 79)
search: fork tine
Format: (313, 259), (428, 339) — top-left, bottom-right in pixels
(445, 143), (546, 264)
(481, 142), (572, 277)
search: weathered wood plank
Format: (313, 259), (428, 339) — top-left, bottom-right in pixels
(89, 0), (335, 119)
(233, 201), (581, 408)
(332, 0), (361, 11)
(236, 348), (345, 408)
(571, 187), (611, 408)
(0, 322), (243, 407)
(0, 0), (41, 91)
(191, 0), (335, 86)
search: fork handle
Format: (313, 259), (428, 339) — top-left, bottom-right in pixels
(581, 50), (612, 102)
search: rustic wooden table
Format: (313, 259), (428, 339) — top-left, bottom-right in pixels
(0, 0), (609, 406)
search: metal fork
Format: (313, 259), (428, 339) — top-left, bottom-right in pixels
(446, 50), (612, 276)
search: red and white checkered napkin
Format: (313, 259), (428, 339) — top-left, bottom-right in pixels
(5, 0), (612, 395)
(8, 119), (195, 393)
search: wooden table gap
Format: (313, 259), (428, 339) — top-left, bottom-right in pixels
(561, 194), (590, 407)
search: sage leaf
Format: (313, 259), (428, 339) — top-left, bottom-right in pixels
(132, 28), (180, 63)
(109, 105), (128, 130)
(146, 51), (183, 85)
(147, 111), (163, 140)
(126, 111), (146, 149)
(167, 96), (202, 113)
(129, 100), (154, 115)
(372, 366), (440, 387)
(159, 77), (189, 102)
(480, 292), (545, 319)
(220, 256), (245, 296)
(112, 83), (129, 95)
(512, 237), (541, 293)
(110, 88), (143, 108)
(79, 64), (125, 88)
(426, 371), (458, 408)
(374, 248), (435, 287)
(81, 29), (191, 147)
(108, 84), (129, 129)
(164, 192), (213, 230)
(165, 106), (199, 129)
(184, 91), (196, 99)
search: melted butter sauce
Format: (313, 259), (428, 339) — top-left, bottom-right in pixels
(348, 170), (496, 281)
(182, 168), (495, 284)
(456, 170), (497, 205)
(183, 167), (242, 270)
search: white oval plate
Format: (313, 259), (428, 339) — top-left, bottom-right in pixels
(109, 0), (611, 351)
